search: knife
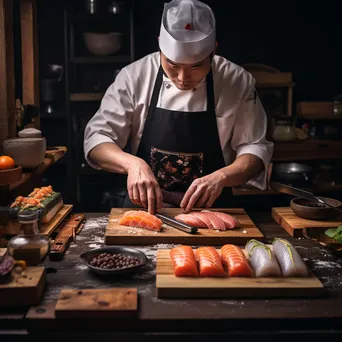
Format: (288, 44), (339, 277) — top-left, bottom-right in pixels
(143, 209), (197, 234)
(270, 182), (342, 214)
(49, 214), (86, 261)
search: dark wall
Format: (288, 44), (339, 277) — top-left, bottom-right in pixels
(14, 0), (341, 107)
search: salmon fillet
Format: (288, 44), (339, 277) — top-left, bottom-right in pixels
(119, 210), (162, 231)
(195, 246), (226, 277)
(174, 213), (207, 227)
(170, 246), (199, 277)
(221, 244), (253, 277)
(202, 210), (240, 229)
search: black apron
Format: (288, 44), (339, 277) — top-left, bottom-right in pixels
(122, 65), (235, 208)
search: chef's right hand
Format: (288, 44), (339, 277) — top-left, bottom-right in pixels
(127, 159), (163, 214)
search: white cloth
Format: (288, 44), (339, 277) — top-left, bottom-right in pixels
(159, 0), (216, 64)
(83, 52), (274, 190)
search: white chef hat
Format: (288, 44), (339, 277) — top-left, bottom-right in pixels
(159, 0), (216, 64)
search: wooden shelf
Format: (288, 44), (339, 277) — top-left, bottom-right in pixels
(70, 93), (104, 102)
(70, 56), (131, 64)
(272, 139), (342, 161)
(296, 114), (342, 120)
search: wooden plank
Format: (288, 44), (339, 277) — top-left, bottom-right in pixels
(105, 208), (264, 246)
(1, 204), (73, 237)
(55, 288), (138, 318)
(0, 266), (46, 307)
(297, 101), (334, 118)
(69, 93), (104, 102)
(20, 0), (40, 106)
(40, 204), (73, 236)
(156, 249), (324, 299)
(0, 0), (16, 152)
(272, 207), (342, 237)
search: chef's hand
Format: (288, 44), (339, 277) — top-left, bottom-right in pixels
(127, 159), (163, 214)
(180, 171), (225, 213)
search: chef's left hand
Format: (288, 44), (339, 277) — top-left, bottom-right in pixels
(180, 171), (225, 213)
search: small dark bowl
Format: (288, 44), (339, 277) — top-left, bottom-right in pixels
(80, 246), (148, 276)
(290, 197), (342, 220)
(303, 227), (342, 254)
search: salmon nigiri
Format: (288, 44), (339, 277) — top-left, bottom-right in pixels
(195, 247), (226, 277)
(170, 246), (199, 277)
(119, 210), (162, 231)
(221, 244), (253, 277)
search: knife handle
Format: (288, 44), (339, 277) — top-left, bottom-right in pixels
(49, 214), (85, 261)
(155, 213), (198, 234)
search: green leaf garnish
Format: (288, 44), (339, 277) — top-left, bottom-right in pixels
(325, 229), (337, 238)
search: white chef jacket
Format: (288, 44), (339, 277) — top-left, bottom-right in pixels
(83, 52), (274, 190)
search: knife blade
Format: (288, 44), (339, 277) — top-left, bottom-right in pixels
(49, 214), (86, 261)
(143, 209), (197, 234)
(270, 182), (342, 214)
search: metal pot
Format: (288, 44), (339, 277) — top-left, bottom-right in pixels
(272, 162), (313, 186)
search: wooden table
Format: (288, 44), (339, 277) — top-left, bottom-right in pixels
(1, 210), (342, 340)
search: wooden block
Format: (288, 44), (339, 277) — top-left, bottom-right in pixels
(156, 249), (324, 299)
(105, 208), (264, 246)
(0, 266), (46, 307)
(0, 204), (73, 237)
(55, 288), (138, 318)
(272, 207), (342, 237)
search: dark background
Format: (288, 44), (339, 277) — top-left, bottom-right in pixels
(13, 0), (341, 102)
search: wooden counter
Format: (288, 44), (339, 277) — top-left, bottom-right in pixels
(0, 209), (342, 339)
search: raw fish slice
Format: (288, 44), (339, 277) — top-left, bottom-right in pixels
(221, 244), (253, 277)
(272, 239), (309, 277)
(119, 210), (162, 231)
(245, 239), (282, 277)
(195, 247), (225, 277)
(190, 212), (226, 230)
(170, 246), (199, 277)
(174, 214), (207, 228)
(201, 210), (240, 229)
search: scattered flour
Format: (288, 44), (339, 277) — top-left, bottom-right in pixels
(88, 243), (102, 249)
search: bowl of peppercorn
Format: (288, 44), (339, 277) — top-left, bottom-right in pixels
(290, 196), (342, 220)
(80, 246), (148, 276)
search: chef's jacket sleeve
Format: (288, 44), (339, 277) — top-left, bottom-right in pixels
(83, 68), (134, 170)
(230, 87), (274, 190)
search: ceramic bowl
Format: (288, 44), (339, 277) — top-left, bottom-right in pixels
(83, 32), (123, 56)
(290, 197), (342, 220)
(3, 137), (46, 169)
(302, 227), (342, 254)
(80, 246), (148, 276)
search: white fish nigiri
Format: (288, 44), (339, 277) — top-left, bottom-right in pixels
(272, 238), (309, 277)
(245, 240), (282, 277)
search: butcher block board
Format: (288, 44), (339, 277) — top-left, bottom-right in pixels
(55, 288), (138, 318)
(105, 208), (264, 245)
(156, 248), (324, 298)
(272, 207), (342, 237)
(0, 265), (46, 307)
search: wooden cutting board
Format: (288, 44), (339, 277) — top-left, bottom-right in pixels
(55, 288), (138, 318)
(272, 207), (342, 237)
(105, 208), (264, 246)
(0, 265), (46, 307)
(156, 248), (324, 299)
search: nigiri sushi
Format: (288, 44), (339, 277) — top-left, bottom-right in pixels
(170, 246), (199, 277)
(220, 244), (253, 277)
(195, 246), (225, 277)
(272, 238), (309, 277)
(245, 239), (282, 277)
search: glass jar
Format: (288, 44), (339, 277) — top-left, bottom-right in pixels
(333, 94), (342, 116)
(7, 211), (51, 266)
(271, 116), (297, 142)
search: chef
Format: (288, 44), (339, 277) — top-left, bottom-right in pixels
(83, 0), (274, 214)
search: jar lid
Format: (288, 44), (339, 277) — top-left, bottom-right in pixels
(18, 210), (39, 223)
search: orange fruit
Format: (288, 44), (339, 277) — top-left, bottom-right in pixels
(0, 155), (15, 170)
